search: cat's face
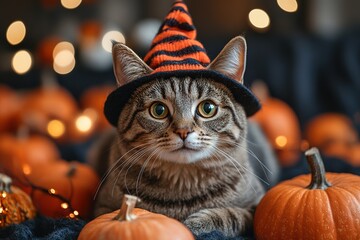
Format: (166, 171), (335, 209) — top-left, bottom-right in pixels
(118, 77), (247, 164)
(111, 36), (249, 165)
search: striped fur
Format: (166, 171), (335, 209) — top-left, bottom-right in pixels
(94, 78), (264, 237)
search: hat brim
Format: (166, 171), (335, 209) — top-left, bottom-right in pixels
(104, 70), (260, 126)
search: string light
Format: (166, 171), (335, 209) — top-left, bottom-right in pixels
(61, 0), (82, 9)
(102, 30), (126, 53)
(12, 50), (33, 74)
(248, 9), (270, 30)
(61, 202), (69, 209)
(22, 164), (32, 175)
(75, 115), (93, 133)
(277, 0), (298, 13)
(6, 21), (26, 45)
(49, 188), (56, 194)
(53, 49), (76, 75)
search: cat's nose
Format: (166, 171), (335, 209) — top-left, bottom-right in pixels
(174, 128), (193, 140)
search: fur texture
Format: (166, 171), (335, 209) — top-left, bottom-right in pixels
(93, 37), (267, 237)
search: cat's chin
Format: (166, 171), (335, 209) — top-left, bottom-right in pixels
(159, 148), (211, 164)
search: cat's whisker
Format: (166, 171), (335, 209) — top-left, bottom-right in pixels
(114, 146), (150, 196)
(210, 144), (269, 190)
(218, 138), (273, 179)
(135, 147), (161, 196)
(93, 142), (153, 200)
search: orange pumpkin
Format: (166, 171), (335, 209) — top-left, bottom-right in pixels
(0, 173), (36, 227)
(18, 160), (99, 220)
(18, 86), (78, 136)
(0, 132), (60, 181)
(254, 147), (360, 240)
(0, 85), (22, 133)
(304, 113), (358, 160)
(80, 85), (114, 131)
(79, 195), (194, 240)
(250, 81), (301, 166)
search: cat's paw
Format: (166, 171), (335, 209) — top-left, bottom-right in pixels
(183, 209), (220, 236)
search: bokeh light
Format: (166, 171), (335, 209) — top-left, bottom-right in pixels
(275, 136), (288, 148)
(75, 115), (93, 132)
(47, 119), (66, 138)
(12, 50), (33, 74)
(248, 9), (270, 30)
(53, 49), (76, 74)
(277, 0), (298, 13)
(53, 41), (75, 58)
(6, 21), (26, 45)
(102, 30), (126, 53)
(61, 0), (82, 9)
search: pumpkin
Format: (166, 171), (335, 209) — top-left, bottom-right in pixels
(79, 85), (114, 131)
(79, 195), (194, 240)
(0, 131), (60, 181)
(0, 85), (22, 133)
(304, 113), (358, 161)
(18, 85), (78, 137)
(250, 81), (302, 166)
(347, 143), (360, 166)
(254, 147), (360, 240)
(18, 160), (99, 220)
(0, 173), (36, 227)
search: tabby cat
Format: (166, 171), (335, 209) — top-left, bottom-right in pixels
(92, 36), (272, 237)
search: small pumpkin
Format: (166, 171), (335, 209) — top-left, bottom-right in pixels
(304, 113), (358, 161)
(0, 131), (60, 181)
(250, 81), (302, 166)
(79, 195), (194, 240)
(18, 85), (78, 136)
(18, 160), (99, 220)
(0, 173), (36, 227)
(254, 147), (360, 240)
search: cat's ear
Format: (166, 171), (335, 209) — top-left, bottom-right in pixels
(112, 41), (153, 86)
(207, 36), (247, 84)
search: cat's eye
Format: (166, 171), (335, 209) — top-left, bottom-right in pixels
(149, 102), (169, 119)
(197, 100), (217, 118)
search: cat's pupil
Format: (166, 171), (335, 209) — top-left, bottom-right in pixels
(155, 104), (165, 115)
(203, 102), (214, 114)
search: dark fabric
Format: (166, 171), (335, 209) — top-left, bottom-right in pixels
(0, 215), (86, 240)
(104, 70), (260, 126)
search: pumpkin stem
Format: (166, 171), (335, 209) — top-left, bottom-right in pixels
(114, 194), (141, 221)
(305, 147), (331, 190)
(0, 173), (12, 193)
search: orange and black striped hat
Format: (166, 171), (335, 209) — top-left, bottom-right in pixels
(104, 0), (260, 126)
(143, 1), (210, 73)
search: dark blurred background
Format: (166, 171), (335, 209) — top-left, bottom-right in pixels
(1, 0), (360, 162)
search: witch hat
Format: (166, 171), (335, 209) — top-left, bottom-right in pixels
(104, 0), (260, 126)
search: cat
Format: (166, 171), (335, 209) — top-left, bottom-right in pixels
(91, 36), (276, 237)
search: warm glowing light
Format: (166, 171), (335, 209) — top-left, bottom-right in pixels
(277, 0), (298, 12)
(1, 193), (7, 198)
(12, 50), (32, 74)
(0, 207), (3, 213)
(49, 188), (56, 194)
(61, 0), (82, 9)
(275, 136), (288, 148)
(22, 164), (32, 175)
(69, 213), (75, 218)
(6, 21), (26, 45)
(75, 115), (93, 132)
(61, 203), (69, 209)
(73, 210), (79, 216)
(53, 49), (76, 75)
(47, 120), (66, 138)
(53, 41), (75, 59)
(102, 30), (126, 53)
(249, 9), (270, 29)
